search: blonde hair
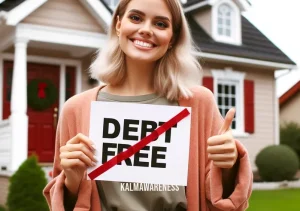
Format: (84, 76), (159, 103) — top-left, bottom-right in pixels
(90, 0), (201, 101)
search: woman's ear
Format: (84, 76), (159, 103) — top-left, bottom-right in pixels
(168, 37), (175, 49)
(116, 15), (121, 36)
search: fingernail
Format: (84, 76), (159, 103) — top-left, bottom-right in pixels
(91, 162), (97, 167)
(91, 145), (97, 151)
(93, 155), (98, 162)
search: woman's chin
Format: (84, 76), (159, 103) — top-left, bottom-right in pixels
(126, 54), (159, 63)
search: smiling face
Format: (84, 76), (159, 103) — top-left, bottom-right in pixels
(116, 0), (174, 63)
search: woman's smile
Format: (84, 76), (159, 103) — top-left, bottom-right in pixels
(130, 38), (157, 50)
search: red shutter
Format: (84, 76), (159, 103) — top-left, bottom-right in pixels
(244, 80), (254, 133)
(202, 77), (214, 93)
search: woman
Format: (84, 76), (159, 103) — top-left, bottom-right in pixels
(43, 0), (252, 210)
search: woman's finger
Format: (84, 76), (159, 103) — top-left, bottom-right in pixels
(207, 143), (235, 154)
(60, 158), (87, 169)
(61, 143), (97, 162)
(66, 133), (95, 151)
(60, 151), (97, 167)
(207, 134), (231, 146)
(218, 108), (235, 134)
(208, 153), (236, 161)
(213, 160), (235, 169)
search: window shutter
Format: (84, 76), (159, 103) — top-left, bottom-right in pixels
(202, 77), (214, 93)
(244, 80), (254, 133)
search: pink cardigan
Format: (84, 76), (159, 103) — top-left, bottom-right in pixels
(43, 85), (252, 211)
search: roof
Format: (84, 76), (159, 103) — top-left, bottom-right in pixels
(279, 81), (300, 106)
(0, 0), (25, 11)
(188, 15), (296, 65)
(99, 0), (113, 14)
(0, 0), (295, 66)
(183, 0), (207, 8)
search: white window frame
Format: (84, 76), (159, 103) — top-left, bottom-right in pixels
(212, 69), (248, 137)
(217, 4), (233, 37)
(212, 0), (241, 45)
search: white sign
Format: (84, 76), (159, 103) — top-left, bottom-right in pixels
(87, 101), (191, 186)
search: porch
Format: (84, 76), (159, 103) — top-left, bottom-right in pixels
(0, 23), (106, 172)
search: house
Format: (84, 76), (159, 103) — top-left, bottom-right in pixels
(0, 0), (297, 204)
(279, 80), (300, 125)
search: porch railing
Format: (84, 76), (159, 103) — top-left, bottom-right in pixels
(0, 119), (11, 172)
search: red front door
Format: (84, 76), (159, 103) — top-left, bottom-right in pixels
(2, 61), (76, 162)
(27, 63), (60, 162)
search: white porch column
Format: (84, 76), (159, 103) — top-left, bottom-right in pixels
(9, 38), (29, 171)
(59, 64), (66, 114)
(76, 64), (82, 94)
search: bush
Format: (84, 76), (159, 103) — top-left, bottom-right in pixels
(280, 122), (300, 161)
(0, 205), (6, 211)
(255, 145), (299, 182)
(7, 155), (49, 211)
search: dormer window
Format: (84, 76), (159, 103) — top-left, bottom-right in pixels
(217, 4), (233, 37)
(103, 0), (119, 10)
(212, 0), (241, 45)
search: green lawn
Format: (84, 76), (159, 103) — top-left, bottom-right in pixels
(248, 189), (300, 211)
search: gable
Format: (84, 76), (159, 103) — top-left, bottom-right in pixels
(280, 81), (300, 106)
(21, 0), (104, 33)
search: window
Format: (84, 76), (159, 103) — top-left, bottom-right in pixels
(212, 69), (245, 134)
(217, 81), (237, 129)
(103, 0), (119, 10)
(212, 0), (241, 45)
(217, 4), (232, 37)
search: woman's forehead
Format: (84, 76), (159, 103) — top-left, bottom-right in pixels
(125, 0), (172, 19)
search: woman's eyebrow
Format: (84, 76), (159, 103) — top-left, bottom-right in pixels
(128, 9), (171, 22)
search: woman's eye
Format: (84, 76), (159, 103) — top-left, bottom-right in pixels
(156, 21), (168, 28)
(130, 15), (141, 22)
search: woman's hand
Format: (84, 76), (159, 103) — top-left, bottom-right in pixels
(207, 108), (238, 169)
(60, 133), (97, 195)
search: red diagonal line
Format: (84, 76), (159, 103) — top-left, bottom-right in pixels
(88, 108), (190, 180)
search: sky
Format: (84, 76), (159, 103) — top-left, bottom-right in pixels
(244, 0), (300, 97)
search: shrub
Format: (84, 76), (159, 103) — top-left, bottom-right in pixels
(0, 205), (6, 211)
(280, 122), (300, 158)
(255, 145), (299, 182)
(7, 155), (49, 211)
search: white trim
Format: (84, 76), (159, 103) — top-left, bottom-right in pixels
(232, 0), (250, 12)
(212, 0), (241, 45)
(209, 0), (250, 11)
(212, 69), (245, 133)
(0, 11), (7, 24)
(76, 65), (82, 94)
(0, 54), (3, 120)
(232, 131), (249, 138)
(79, 0), (112, 28)
(16, 23), (107, 49)
(195, 52), (298, 70)
(183, 1), (209, 13)
(274, 79), (279, 145)
(2, 53), (80, 66)
(6, 0), (47, 26)
(59, 65), (66, 114)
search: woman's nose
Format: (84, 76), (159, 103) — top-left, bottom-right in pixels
(138, 22), (153, 37)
